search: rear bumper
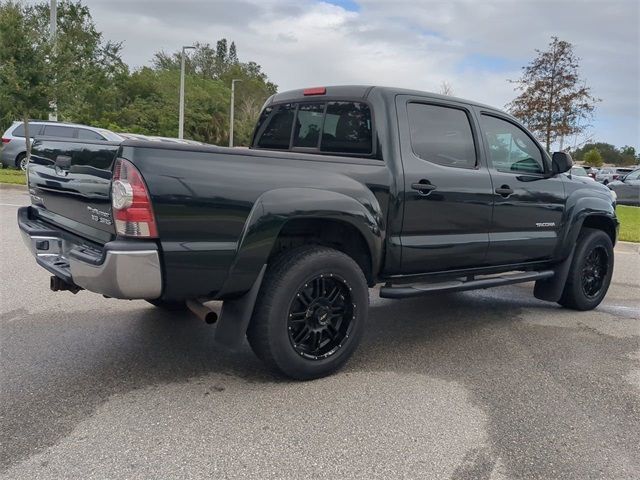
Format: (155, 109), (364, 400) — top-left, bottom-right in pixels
(18, 206), (162, 299)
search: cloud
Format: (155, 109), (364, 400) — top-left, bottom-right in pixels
(76, 0), (640, 147)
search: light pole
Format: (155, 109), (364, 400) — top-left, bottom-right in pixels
(229, 79), (242, 147)
(49, 0), (57, 121)
(178, 45), (196, 139)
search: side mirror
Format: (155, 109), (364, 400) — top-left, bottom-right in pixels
(552, 151), (573, 174)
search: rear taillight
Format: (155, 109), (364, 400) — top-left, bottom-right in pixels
(1, 138), (10, 144)
(111, 158), (158, 238)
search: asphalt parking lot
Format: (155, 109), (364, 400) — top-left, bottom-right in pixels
(1, 185), (639, 479)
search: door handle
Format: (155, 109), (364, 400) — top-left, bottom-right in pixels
(411, 180), (437, 195)
(495, 185), (514, 197)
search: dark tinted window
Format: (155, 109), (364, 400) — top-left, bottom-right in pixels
(293, 103), (324, 148)
(12, 123), (43, 137)
(480, 115), (544, 174)
(77, 129), (105, 140)
(321, 102), (372, 155)
(256, 104), (294, 149)
(408, 103), (476, 168)
(43, 125), (76, 138)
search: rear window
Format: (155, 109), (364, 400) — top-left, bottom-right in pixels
(254, 101), (373, 157)
(293, 103), (324, 148)
(12, 123), (43, 137)
(321, 102), (372, 155)
(43, 125), (76, 138)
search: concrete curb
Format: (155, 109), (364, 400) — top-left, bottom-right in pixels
(0, 183), (27, 191)
(616, 241), (639, 251)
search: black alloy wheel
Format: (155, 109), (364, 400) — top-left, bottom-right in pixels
(287, 274), (355, 360)
(247, 245), (369, 380)
(558, 228), (614, 311)
(581, 246), (609, 298)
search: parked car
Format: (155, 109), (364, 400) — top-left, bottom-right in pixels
(586, 167), (599, 179)
(569, 165), (595, 181)
(595, 166), (635, 185)
(1, 121), (123, 170)
(18, 85), (618, 380)
(607, 168), (640, 206)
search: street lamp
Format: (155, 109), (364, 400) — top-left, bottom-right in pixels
(178, 45), (196, 140)
(49, 0), (57, 121)
(229, 79), (242, 147)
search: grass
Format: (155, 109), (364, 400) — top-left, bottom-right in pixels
(617, 205), (640, 243)
(0, 168), (26, 185)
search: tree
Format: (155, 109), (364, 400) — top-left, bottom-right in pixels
(583, 148), (603, 167)
(619, 145), (639, 166)
(150, 39), (277, 145)
(439, 81), (454, 96)
(29, 1), (128, 125)
(0, 1), (52, 160)
(570, 142), (621, 164)
(507, 37), (599, 152)
(0, 1), (128, 137)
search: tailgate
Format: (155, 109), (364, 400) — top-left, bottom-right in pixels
(27, 138), (121, 243)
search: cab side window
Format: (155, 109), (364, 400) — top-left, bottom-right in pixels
(407, 103), (477, 169)
(480, 115), (545, 174)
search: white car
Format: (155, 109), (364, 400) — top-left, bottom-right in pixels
(570, 166), (595, 181)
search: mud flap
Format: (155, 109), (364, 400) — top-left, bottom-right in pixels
(533, 247), (575, 302)
(213, 265), (266, 350)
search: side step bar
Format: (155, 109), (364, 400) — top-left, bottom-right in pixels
(379, 270), (555, 299)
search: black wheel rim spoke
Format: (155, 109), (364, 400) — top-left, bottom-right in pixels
(287, 274), (354, 360)
(581, 246), (608, 298)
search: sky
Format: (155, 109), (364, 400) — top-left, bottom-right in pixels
(72, 0), (639, 149)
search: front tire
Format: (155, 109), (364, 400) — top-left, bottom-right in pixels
(247, 246), (369, 380)
(558, 228), (614, 311)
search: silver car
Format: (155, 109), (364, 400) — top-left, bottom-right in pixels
(1, 121), (123, 170)
(595, 166), (635, 185)
(607, 168), (640, 206)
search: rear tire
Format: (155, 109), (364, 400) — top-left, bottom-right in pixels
(558, 228), (614, 311)
(247, 246), (368, 380)
(16, 153), (27, 171)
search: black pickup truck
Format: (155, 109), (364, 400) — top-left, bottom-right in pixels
(19, 85), (618, 379)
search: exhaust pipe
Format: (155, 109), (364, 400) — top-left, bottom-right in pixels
(50, 276), (82, 294)
(186, 299), (219, 324)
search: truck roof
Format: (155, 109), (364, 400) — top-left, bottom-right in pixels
(269, 85), (505, 114)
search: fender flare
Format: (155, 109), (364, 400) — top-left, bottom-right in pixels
(216, 187), (384, 298)
(556, 192), (617, 259)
